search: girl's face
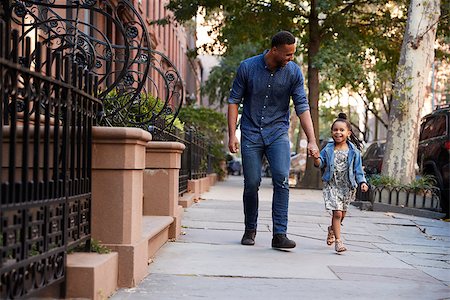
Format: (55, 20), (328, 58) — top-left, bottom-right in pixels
(331, 121), (351, 144)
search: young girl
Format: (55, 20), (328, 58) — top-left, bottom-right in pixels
(312, 113), (368, 253)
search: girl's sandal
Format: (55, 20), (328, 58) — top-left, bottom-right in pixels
(326, 226), (335, 245)
(335, 239), (347, 253)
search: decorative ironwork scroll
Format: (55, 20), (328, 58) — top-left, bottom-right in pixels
(9, 0), (184, 131)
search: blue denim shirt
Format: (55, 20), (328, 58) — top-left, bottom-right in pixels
(228, 51), (309, 145)
(318, 141), (367, 189)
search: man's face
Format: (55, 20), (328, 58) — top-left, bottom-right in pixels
(272, 43), (296, 67)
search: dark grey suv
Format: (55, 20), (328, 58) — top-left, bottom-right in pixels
(417, 104), (450, 217)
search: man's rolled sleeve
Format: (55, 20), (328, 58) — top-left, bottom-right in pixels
(228, 62), (247, 104)
(291, 67), (309, 115)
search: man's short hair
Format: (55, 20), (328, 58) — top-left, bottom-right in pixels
(271, 31), (296, 48)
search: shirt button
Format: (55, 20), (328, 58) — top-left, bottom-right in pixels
(271, 74), (274, 77)
(262, 117), (264, 119)
(268, 85), (271, 88)
(263, 106), (266, 108)
(260, 127), (263, 130)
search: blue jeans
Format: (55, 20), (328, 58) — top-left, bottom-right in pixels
(241, 132), (291, 234)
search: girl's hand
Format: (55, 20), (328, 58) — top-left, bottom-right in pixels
(311, 149), (320, 159)
(361, 183), (369, 192)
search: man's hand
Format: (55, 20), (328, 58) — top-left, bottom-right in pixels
(307, 142), (319, 157)
(361, 183), (369, 192)
(229, 135), (240, 153)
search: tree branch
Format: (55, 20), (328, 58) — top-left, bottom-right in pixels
(358, 92), (388, 128)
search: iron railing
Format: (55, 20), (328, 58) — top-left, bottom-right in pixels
(370, 185), (441, 211)
(151, 121), (212, 196)
(1, 0), (187, 298)
(0, 24), (101, 298)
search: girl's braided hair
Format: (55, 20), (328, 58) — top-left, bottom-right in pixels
(332, 112), (363, 151)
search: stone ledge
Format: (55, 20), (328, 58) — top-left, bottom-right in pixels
(179, 192), (196, 208)
(103, 238), (148, 288)
(66, 252), (119, 300)
(142, 216), (174, 258)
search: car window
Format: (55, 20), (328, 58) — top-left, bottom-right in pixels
(420, 115), (447, 140)
(363, 144), (378, 159)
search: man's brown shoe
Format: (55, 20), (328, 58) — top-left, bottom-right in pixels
(272, 234), (296, 249)
(241, 229), (256, 245)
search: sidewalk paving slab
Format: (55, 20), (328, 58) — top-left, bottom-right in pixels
(111, 176), (450, 300)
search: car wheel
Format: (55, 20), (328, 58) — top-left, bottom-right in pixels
(425, 168), (448, 217)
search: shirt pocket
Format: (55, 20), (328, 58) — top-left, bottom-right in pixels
(273, 77), (290, 99)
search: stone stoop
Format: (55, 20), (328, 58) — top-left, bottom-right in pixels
(142, 216), (174, 259)
(208, 173), (218, 186)
(66, 252), (119, 300)
(179, 192), (196, 208)
(187, 179), (201, 200)
(200, 177), (210, 194)
(102, 238), (149, 288)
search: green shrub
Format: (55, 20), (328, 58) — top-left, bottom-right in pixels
(406, 175), (437, 192)
(368, 174), (437, 193)
(178, 105), (227, 172)
(367, 175), (399, 187)
(101, 90), (183, 131)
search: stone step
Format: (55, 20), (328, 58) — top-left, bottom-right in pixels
(142, 215), (174, 259)
(66, 252), (119, 300)
(179, 192), (196, 208)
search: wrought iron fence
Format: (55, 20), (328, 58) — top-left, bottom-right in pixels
(151, 120), (211, 196)
(1, 0), (187, 297)
(370, 185), (441, 211)
(0, 22), (100, 298)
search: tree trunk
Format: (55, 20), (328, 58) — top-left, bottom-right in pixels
(298, 0), (321, 189)
(382, 0), (440, 184)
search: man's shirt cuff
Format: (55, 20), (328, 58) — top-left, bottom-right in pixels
(295, 103), (310, 116)
(228, 97), (242, 104)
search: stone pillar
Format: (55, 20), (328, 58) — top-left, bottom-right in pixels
(91, 126), (151, 287)
(143, 141), (185, 239)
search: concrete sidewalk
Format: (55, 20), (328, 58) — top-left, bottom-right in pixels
(111, 176), (450, 300)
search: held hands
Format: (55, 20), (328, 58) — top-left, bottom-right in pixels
(361, 183), (369, 192)
(228, 135), (239, 153)
(307, 142), (319, 158)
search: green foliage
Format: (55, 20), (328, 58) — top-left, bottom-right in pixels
(202, 42), (260, 108)
(167, 0), (298, 54)
(101, 90), (183, 131)
(367, 174), (399, 187)
(368, 174), (437, 192)
(407, 175), (437, 192)
(177, 105), (227, 170)
(167, 0), (408, 126)
(69, 239), (111, 254)
(90, 239), (111, 254)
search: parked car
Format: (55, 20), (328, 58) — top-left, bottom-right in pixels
(227, 158), (242, 176)
(362, 141), (386, 176)
(417, 104), (450, 217)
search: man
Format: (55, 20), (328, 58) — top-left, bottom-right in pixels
(228, 31), (319, 249)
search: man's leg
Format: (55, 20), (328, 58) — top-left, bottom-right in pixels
(265, 133), (295, 248)
(241, 135), (264, 245)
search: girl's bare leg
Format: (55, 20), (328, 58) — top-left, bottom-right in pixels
(341, 211), (346, 226)
(332, 210), (343, 240)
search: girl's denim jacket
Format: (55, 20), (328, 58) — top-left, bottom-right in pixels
(317, 141), (367, 189)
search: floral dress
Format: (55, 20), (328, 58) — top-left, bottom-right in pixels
(323, 149), (356, 211)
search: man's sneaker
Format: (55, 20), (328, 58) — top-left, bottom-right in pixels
(272, 234), (296, 249)
(241, 229), (256, 246)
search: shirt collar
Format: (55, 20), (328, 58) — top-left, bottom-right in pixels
(262, 49), (286, 71)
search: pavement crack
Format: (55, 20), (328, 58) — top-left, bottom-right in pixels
(174, 274), (309, 280)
